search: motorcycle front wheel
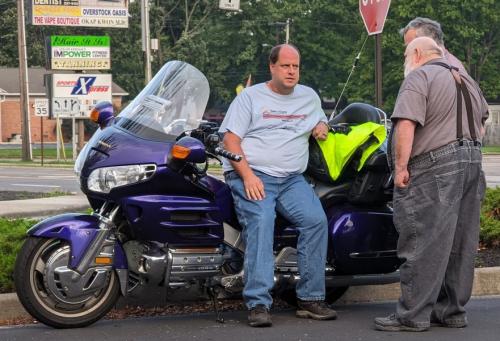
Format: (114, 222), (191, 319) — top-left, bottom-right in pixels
(14, 237), (120, 328)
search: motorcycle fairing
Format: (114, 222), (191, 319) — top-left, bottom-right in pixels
(27, 213), (128, 269)
(121, 195), (224, 245)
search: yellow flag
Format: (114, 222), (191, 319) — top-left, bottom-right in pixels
(236, 84), (244, 95)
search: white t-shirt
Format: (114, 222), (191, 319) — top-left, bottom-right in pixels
(219, 82), (326, 177)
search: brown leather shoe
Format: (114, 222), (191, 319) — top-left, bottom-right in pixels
(248, 305), (272, 327)
(296, 300), (337, 320)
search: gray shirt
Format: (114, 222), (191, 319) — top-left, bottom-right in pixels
(219, 82), (326, 177)
(391, 58), (489, 158)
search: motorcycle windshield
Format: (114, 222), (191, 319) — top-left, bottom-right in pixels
(74, 61), (209, 175)
(115, 60), (210, 141)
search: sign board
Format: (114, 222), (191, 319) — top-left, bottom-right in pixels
(29, 0), (129, 28)
(219, 0), (240, 11)
(34, 98), (49, 117)
(50, 35), (111, 70)
(359, 0), (391, 35)
(51, 74), (112, 118)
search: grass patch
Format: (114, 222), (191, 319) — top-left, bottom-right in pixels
(0, 148), (73, 159)
(0, 191), (70, 201)
(482, 146), (500, 154)
(0, 218), (37, 293)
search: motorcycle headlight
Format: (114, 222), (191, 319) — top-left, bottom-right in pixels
(87, 164), (157, 193)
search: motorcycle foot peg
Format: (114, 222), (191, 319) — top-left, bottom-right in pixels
(207, 287), (224, 324)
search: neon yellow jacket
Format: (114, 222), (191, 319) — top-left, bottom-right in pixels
(317, 122), (386, 181)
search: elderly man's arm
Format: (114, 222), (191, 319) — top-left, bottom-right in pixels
(394, 119), (417, 188)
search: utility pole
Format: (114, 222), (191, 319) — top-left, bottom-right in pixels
(17, 0), (32, 161)
(375, 34), (383, 108)
(285, 18), (290, 44)
(141, 0), (152, 84)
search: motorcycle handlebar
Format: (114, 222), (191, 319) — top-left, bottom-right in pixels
(214, 147), (242, 162)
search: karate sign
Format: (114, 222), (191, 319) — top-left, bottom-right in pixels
(359, 0), (391, 35)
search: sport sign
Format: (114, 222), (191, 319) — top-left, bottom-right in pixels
(359, 0), (391, 35)
(51, 74), (112, 118)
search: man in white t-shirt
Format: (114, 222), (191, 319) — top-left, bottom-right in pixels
(219, 44), (337, 327)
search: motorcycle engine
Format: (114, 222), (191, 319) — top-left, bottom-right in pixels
(123, 241), (224, 288)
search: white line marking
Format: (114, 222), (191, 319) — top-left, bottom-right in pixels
(11, 183), (61, 188)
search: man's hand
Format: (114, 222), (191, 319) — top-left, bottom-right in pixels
(312, 121), (329, 140)
(395, 168), (410, 188)
(242, 173), (266, 200)
(223, 131), (265, 201)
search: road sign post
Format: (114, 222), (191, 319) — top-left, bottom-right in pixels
(359, 0), (391, 108)
(34, 98), (49, 165)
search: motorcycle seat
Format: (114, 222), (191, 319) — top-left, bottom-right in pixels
(330, 102), (381, 125)
(306, 175), (351, 206)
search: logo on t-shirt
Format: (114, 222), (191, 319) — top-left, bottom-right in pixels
(262, 109), (306, 121)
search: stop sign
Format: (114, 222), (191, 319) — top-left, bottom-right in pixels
(359, 0), (391, 35)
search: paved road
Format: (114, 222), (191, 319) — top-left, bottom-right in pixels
(1, 297), (499, 340)
(0, 166), (81, 193)
(0, 154), (498, 194)
(483, 155), (500, 188)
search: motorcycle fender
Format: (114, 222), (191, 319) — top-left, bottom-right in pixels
(27, 213), (128, 270)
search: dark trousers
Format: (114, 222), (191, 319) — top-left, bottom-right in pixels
(393, 140), (486, 328)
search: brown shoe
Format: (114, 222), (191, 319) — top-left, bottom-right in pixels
(296, 300), (337, 320)
(248, 305), (272, 327)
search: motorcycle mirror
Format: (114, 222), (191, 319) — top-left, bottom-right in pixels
(90, 101), (114, 129)
(168, 136), (207, 164)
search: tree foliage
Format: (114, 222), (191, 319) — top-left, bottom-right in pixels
(0, 0), (498, 113)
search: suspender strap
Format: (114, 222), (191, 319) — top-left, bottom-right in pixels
(455, 81), (463, 141)
(427, 61), (478, 145)
(459, 81), (477, 141)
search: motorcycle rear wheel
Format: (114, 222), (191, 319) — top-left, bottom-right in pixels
(14, 237), (120, 328)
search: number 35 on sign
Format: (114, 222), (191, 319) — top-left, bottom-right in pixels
(34, 98), (49, 117)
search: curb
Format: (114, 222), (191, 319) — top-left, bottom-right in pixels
(0, 195), (90, 218)
(1, 267), (500, 322)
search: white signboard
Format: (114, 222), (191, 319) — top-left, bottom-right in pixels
(50, 35), (111, 70)
(52, 74), (112, 118)
(34, 98), (49, 117)
(31, 0), (129, 28)
(219, 0), (240, 11)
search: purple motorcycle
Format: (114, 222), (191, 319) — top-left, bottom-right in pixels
(14, 61), (400, 328)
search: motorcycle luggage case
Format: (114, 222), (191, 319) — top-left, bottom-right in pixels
(348, 149), (391, 204)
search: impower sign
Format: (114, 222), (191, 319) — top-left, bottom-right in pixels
(50, 35), (110, 70)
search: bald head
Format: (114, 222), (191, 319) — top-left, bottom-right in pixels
(406, 37), (443, 59)
(404, 37), (444, 77)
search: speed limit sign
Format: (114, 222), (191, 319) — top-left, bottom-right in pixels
(34, 98), (49, 117)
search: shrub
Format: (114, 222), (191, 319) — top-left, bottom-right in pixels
(480, 187), (500, 247)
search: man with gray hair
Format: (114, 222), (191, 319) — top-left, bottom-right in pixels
(400, 17), (466, 73)
(374, 37), (488, 332)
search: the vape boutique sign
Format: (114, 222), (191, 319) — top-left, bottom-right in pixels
(30, 0), (129, 28)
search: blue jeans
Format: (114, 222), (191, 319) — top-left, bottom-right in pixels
(225, 170), (328, 309)
(393, 140), (486, 328)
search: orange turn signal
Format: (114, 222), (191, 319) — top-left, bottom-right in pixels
(90, 108), (100, 123)
(95, 257), (113, 265)
(171, 145), (191, 159)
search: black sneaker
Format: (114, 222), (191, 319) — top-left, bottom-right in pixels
(248, 305), (272, 327)
(296, 300), (337, 320)
(374, 314), (429, 332)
